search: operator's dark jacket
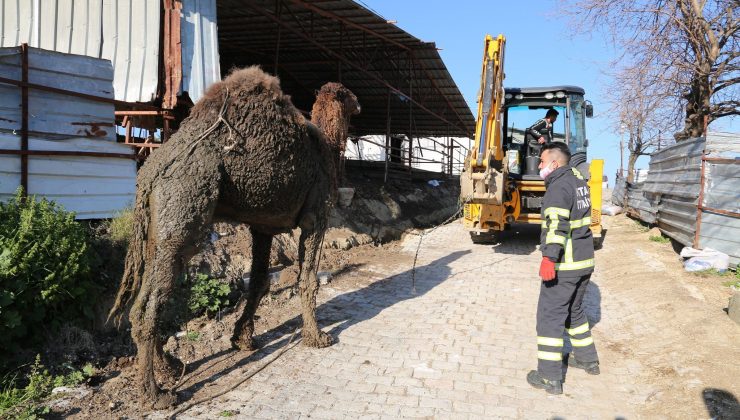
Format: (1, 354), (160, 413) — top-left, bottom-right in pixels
(527, 118), (553, 144)
(540, 165), (595, 277)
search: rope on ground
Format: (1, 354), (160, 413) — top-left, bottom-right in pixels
(167, 327), (300, 419)
(410, 196), (469, 293)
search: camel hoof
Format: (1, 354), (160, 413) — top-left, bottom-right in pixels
(149, 390), (178, 410)
(231, 336), (258, 351)
(303, 331), (333, 348)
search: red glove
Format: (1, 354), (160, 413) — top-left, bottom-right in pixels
(539, 257), (556, 281)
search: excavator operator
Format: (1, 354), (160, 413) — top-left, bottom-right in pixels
(527, 108), (559, 145)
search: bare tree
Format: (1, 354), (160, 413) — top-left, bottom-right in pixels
(561, 0), (739, 140)
(610, 65), (679, 182)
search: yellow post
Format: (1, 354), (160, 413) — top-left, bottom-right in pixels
(588, 159), (604, 237)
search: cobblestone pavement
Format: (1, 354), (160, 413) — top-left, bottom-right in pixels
(166, 218), (739, 419)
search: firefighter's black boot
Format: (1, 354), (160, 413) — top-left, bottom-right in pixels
(568, 353), (600, 375)
(526, 370), (562, 395)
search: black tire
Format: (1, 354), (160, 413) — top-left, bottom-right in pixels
(470, 231), (499, 244)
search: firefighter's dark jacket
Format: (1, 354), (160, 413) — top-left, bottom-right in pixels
(540, 165), (595, 276)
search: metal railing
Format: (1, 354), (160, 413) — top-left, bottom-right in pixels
(347, 135), (469, 182)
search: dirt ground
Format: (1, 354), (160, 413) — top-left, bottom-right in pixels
(50, 239), (416, 419)
(589, 214), (738, 418)
(51, 212), (739, 419)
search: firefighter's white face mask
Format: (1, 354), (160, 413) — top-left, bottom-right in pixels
(539, 159), (557, 179)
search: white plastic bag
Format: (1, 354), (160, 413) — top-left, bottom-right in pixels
(601, 204), (623, 216)
(683, 258), (713, 272)
(680, 247), (730, 272)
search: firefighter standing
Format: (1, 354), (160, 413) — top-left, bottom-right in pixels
(527, 142), (599, 395)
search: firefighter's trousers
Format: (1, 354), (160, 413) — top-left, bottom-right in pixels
(536, 273), (599, 381)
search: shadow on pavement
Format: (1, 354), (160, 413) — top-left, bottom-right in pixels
(489, 223), (540, 255)
(704, 388), (740, 419)
(178, 250), (472, 400)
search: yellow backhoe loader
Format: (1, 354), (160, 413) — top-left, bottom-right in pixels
(461, 34), (604, 243)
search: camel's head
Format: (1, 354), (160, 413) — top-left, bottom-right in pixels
(317, 82), (361, 117)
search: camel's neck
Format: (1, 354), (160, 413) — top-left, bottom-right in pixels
(311, 101), (348, 154)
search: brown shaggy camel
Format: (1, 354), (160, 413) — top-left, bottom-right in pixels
(109, 66), (360, 407)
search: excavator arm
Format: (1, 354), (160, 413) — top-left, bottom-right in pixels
(473, 34), (506, 168)
(461, 34), (507, 206)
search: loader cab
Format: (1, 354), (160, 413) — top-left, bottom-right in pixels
(502, 86), (593, 180)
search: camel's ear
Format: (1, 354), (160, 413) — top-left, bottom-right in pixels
(314, 89), (319, 97)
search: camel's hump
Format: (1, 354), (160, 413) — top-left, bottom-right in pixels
(200, 65), (284, 103)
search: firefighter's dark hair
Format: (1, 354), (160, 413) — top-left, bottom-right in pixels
(541, 141), (571, 164)
(545, 108), (559, 118)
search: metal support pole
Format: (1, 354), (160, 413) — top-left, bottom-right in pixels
(448, 133), (453, 176)
(126, 118), (133, 145)
(694, 154), (708, 248)
(384, 88), (391, 184)
(337, 22), (343, 82)
(274, 1), (282, 74)
(408, 55), (413, 176)
(20, 43), (29, 196)
(163, 117), (170, 143)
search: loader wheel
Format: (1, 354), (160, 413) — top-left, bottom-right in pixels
(470, 231), (499, 244)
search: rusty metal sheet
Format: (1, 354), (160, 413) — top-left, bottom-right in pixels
(0, 46), (116, 140)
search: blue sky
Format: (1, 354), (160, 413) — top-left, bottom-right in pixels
(360, 0), (737, 185)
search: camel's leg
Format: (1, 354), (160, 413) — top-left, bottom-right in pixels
(231, 228), (273, 350)
(296, 183), (332, 347)
(297, 225), (332, 347)
(129, 244), (182, 408)
(129, 172), (220, 408)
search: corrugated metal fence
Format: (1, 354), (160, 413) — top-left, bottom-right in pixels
(0, 0), (161, 103)
(0, 46), (136, 219)
(0, 0), (222, 105)
(615, 132), (740, 266)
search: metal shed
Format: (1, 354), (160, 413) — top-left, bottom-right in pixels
(2, 1), (474, 134)
(1, 0), (474, 184)
(215, 0), (474, 138)
(0, 46), (136, 219)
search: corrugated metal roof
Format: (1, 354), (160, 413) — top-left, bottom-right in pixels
(0, 46), (135, 219)
(181, 0), (222, 103)
(216, 0), (475, 137)
(0, 0), (160, 103)
(2, 0), (473, 138)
